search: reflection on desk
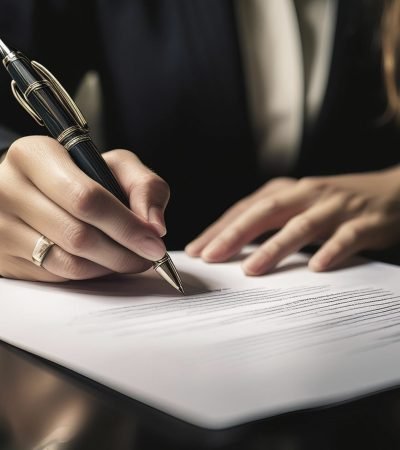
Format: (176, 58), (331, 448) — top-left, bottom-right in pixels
(1, 340), (400, 450)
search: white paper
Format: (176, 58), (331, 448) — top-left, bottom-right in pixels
(1, 250), (400, 428)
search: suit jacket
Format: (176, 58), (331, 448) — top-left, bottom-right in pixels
(0, 0), (398, 248)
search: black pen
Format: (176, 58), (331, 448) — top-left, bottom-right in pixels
(0, 38), (184, 294)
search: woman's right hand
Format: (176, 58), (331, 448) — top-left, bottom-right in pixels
(0, 136), (170, 282)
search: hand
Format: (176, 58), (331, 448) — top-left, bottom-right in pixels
(0, 136), (170, 281)
(186, 169), (400, 274)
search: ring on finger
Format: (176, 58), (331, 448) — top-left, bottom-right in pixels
(32, 235), (55, 267)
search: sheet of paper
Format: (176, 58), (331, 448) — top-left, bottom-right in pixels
(1, 250), (400, 429)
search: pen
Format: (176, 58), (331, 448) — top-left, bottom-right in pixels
(0, 38), (184, 294)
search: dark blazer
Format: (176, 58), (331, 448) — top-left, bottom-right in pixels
(0, 0), (398, 248)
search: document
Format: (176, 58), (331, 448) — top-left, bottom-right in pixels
(1, 250), (400, 429)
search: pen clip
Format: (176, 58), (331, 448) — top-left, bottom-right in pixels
(31, 61), (89, 130)
(11, 80), (44, 126)
(10, 61), (89, 130)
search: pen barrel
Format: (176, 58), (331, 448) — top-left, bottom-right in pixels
(6, 56), (130, 208)
(7, 57), (80, 137)
(5, 56), (39, 89)
(68, 140), (129, 207)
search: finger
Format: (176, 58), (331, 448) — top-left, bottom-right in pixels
(0, 256), (65, 282)
(199, 186), (312, 263)
(241, 195), (347, 275)
(308, 217), (377, 272)
(0, 214), (64, 281)
(3, 218), (113, 280)
(8, 137), (166, 261)
(185, 199), (253, 257)
(185, 178), (296, 257)
(43, 245), (114, 280)
(11, 179), (152, 274)
(104, 150), (170, 236)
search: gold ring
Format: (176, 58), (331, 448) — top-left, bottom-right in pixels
(32, 235), (55, 267)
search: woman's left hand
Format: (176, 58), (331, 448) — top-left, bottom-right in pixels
(185, 167), (400, 275)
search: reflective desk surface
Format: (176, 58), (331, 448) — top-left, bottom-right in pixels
(2, 340), (400, 450)
(1, 248), (400, 450)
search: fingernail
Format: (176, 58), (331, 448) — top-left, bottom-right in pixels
(148, 207), (166, 237)
(185, 242), (199, 257)
(137, 236), (166, 261)
(242, 258), (264, 275)
(309, 256), (328, 272)
(245, 242), (278, 275)
(201, 242), (223, 261)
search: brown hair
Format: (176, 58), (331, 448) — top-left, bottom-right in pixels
(382, 0), (400, 118)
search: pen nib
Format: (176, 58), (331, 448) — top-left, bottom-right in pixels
(153, 253), (185, 294)
(0, 38), (11, 59)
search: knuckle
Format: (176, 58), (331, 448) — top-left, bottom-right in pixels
(7, 137), (31, 163)
(64, 221), (92, 253)
(70, 183), (103, 217)
(146, 174), (170, 200)
(331, 190), (349, 205)
(341, 223), (361, 244)
(7, 136), (56, 165)
(345, 194), (368, 213)
(263, 197), (281, 213)
(263, 239), (283, 257)
(291, 215), (315, 236)
(266, 177), (295, 189)
(298, 176), (322, 192)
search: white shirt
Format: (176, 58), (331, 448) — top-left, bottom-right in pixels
(235, 0), (338, 173)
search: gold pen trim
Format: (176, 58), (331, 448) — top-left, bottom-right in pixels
(3, 51), (26, 68)
(57, 125), (86, 145)
(24, 80), (52, 98)
(153, 254), (170, 270)
(64, 134), (91, 151)
(31, 61), (88, 130)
